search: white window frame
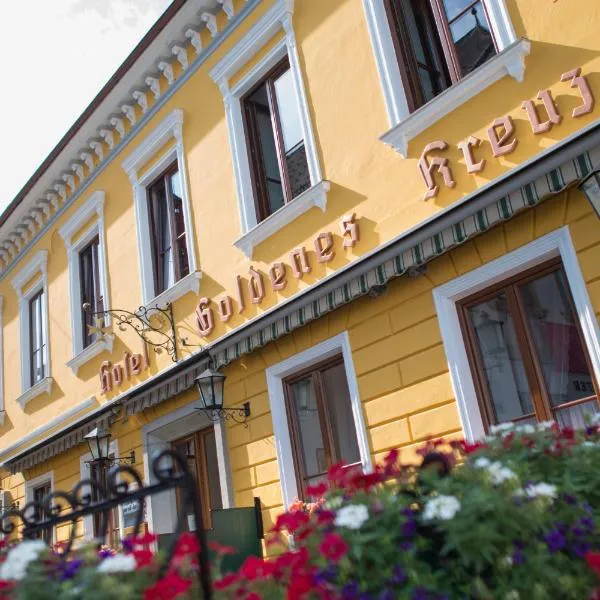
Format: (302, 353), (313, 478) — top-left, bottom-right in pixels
(0, 296), (5, 426)
(121, 109), (201, 307)
(24, 470), (55, 545)
(59, 191), (114, 374)
(209, 0), (329, 258)
(142, 402), (233, 536)
(363, 0), (529, 156)
(12, 250), (52, 408)
(266, 332), (371, 509)
(79, 440), (119, 542)
(433, 226), (600, 442)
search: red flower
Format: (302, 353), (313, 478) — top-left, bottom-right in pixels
(144, 572), (192, 600)
(272, 510), (310, 534)
(274, 548), (309, 575)
(306, 482), (328, 497)
(316, 510), (336, 525)
(586, 552), (600, 578)
(209, 541), (236, 555)
(129, 532), (157, 547)
(174, 532), (200, 557)
(213, 573), (239, 590)
(133, 549), (154, 568)
(246, 594), (262, 600)
(287, 572), (316, 600)
(240, 555), (276, 581)
(319, 533), (348, 563)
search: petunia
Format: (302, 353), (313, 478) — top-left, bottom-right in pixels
(319, 533), (349, 563)
(144, 572), (192, 600)
(173, 532), (200, 557)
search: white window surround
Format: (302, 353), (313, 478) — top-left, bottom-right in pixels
(12, 250), (52, 407)
(24, 470), (55, 545)
(363, 0), (528, 157)
(59, 190), (113, 374)
(121, 109), (200, 307)
(142, 402), (233, 536)
(0, 296), (5, 426)
(433, 226), (600, 442)
(79, 440), (119, 541)
(209, 0), (328, 258)
(266, 331), (371, 510)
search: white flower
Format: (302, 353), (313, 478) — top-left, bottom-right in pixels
(473, 457), (491, 469)
(422, 495), (461, 521)
(505, 591), (520, 600)
(334, 504), (369, 530)
(97, 554), (137, 573)
(515, 482), (557, 500)
(490, 422), (514, 436)
(582, 441), (598, 448)
(0, 540), (46, 580)
(536, 420), (555, 431)
(590, 412), (600, 426)
(515, 424), (535, 435)
(487, 461), (517, 485)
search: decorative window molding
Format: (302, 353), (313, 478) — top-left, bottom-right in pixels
(12, 251), (51, 401)
(59, 191), (112, 372)
(210, 0), (328, 255)
(0, 296), (5, 426)
(265, 332), (371, 509)
(234, 180), (330, 257)
(141, 402), (234, 536)
(24, 470), (55, 544)
(363, 0), (526, 157)
(433, 226), (600, 442)
(121, 109), (199, 307)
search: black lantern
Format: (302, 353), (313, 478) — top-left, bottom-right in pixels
(195, 368), (226, 410)
(195, 366), (250, 425)
(84, 426), (111, 463)
(579, 171), (600, 219)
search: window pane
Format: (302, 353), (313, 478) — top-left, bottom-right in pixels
(466, 292), (534, 423)
(273, 69), (303, 153)
(149, 179), (174, 294)
(555, 399), (597, 430)
(80, 239), (101, 348)
(288, 376), (327, 480)
(202, 430), (223, 512)
(247, 84), (285, 216)
(518, 270), (597, 409)
(169, 171), (189, 280)
(442, 0), (474, 22)
(321, 362), (361, 465)
(449, 2), (495, 76)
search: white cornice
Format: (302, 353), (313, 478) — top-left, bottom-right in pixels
(58, 190), (105, 246)
(11, 250), (47, 298)
(209, 0), (294, 85)
(16, 376), (53, 410)
(66, 335), (114, 375)
(380, 39), (531, 157)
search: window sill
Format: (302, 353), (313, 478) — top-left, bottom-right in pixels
(380, 38), (531, 157)
(17, 377), (53, 410)
(66, 335), (115, 375)
(145, 271), (202, 309)
(234, 180), (330, 258)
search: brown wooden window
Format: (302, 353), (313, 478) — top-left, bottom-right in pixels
(385, 0), (497, 112)
(29, 289), (46, 387)
(171, 427), (223, 529)
(90, 459), (119, 546)
(79, 236), (103, 349)
(284, 356), (361, 499)
(458, 259), (600, 431)
(147, 164), (189, 297)
(242, 57), (311, 223)
(32, 482), (52, 544)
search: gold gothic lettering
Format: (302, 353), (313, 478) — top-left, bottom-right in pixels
(99, 343), (150, 394)
(418, 140), (455, 200)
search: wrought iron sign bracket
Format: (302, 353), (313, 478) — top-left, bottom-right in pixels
(83, 302), (179, 362)
(195, 402), (251, 427)
(85, 450), (136, 467)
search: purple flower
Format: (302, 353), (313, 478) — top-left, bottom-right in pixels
(580, 516), (595, 531)
(58, 559), (83, 581)
(572, 542), (591, 558)
(99, 547), (115, 558)
(359, 594), (373, 600)
(545, 530), (566, 553)
(390, 565), (407, 585)
(379, 590), (395, 600)
(512, 549), (525, 565)
(562, 493), (577, 505)
(412, 588), (432, 600)
(399, 540), (414, 551)
(314, 565), (337, 585)
(342, 581), (360, 599)
(402, 519), (417, 538)
(571, 526), (586, 537)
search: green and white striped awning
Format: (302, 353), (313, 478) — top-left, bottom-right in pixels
(213, 148), (599, 368)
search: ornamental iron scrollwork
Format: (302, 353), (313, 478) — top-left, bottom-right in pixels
(196, 402), (251, 426)
(0, 450), (212, 599)
(84, 302), (179, 362)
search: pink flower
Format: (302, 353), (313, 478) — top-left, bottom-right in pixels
(319, 533), (349, 563)
(144, 572), (192, 600)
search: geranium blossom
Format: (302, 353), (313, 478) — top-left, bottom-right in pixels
(319, 533), (349, 563)
(422, 495), (461, 521)
(143, 572), (192, 600)
(334, 504), (369, 530)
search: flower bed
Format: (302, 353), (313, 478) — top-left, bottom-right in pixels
(3, 420), (600, 599)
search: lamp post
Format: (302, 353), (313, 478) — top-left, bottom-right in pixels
(84, 427), (112, 466)
(579, 170), (600, 218)
(194, 366), (250, 425)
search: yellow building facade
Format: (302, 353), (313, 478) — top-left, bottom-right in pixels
(0, 0), (600, 552)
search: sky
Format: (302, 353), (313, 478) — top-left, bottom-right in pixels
(0, 0), (173, 209)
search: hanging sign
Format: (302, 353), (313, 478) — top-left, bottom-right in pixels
(418, 67), (594, 199)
